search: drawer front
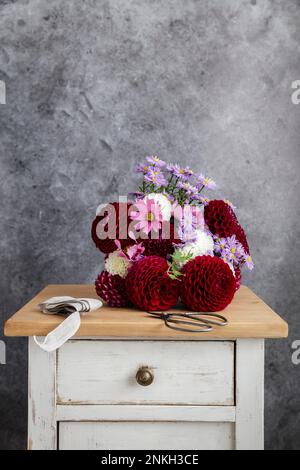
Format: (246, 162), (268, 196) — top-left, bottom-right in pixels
(59, 421), (235, 450)
(57, 340), (234, 405)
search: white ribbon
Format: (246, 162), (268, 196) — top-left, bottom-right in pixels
(34, 296), (103, 352)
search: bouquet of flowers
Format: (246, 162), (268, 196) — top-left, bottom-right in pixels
(92, 155), (253, 312)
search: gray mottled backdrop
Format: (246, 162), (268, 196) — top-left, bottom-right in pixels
(0, 0), (299, 450)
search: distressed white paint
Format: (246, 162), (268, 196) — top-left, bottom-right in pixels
(59, 421), (235, 450)
(235, 339), (264, 450)
(57, 340), (234, 405)
(28, 337), (265, 450)
(28, 337), (57, 450)
(57, 404), (236, 422)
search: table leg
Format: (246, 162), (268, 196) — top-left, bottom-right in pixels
(235, 339), (264, 450)
(28, 337), (57, 450)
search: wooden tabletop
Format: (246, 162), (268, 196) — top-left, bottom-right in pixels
(4, 284), (288, 340)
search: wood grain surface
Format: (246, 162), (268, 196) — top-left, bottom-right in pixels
(4, 284), (288, 339)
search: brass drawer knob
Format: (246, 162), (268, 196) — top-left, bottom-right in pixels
(136, 366), (154, 386)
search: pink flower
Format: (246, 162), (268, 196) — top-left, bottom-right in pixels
(114, 239), (145, 262)
(130, 198), (163, 234)
(126, 243), (145, 261)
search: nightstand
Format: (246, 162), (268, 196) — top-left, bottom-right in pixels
(4, 285), (288, 450)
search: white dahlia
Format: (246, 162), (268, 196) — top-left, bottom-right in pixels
(176, 230), (214, 267)
(193, 229), (214, 253)
(146, 193), (172, 221)
(105, 251), (130, 278)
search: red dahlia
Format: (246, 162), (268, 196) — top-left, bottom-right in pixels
(126, 256), (179, 311)
(138, 223), (181, 259)
(204, 200), (238, 237)
(204, 200), (250, 254)
(91, 202), (134, 254)
(234, 223), (250, 254)
(180, 255), (236, 311)
(95, 271), (129, 307)
(234, 267), (241, 291)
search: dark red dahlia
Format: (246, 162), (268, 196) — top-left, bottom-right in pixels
(234, 267), (241, 291)
(138, 223), (181, 259)
(126, 256), (179, 311)
(91, 202), (134, 254)
(204, 200), (238, 237)
(204, 200), (250, 254)
(180, 255), (236, 312)
(95, 271), (129, 307)
(234, 223), (250, 254)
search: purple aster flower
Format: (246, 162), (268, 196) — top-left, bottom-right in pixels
(214, 235), (251, 270)
(214, 236), (227, 255)
(146, 155), (166, 167)
(177, 181), (198, 195)
(167, 193), (176, 202)
(244, 253), (254, 270)
(190, 193), (202, 202)
(167, 163), (183, 177)
(144, 167), (167, 187)
(184, 166), (194, 178)
(175, 206), (204, 243)
(225, 236), (244, 264)
(225, 235), (239, 251)
(128, 192), (145, 201)
(135, 163), (152, 174)
(177, 224), (197, 243)
(196, 174), (217, 190)
(199, 197), (210, 206)
(167, 164), (193, 180)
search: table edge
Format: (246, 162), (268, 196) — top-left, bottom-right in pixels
(3, 284), (289, 340)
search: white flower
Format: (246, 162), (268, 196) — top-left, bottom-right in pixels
(176, 230), (214, 267)
(146, 193), (172, 221)
(105, 251), (130, 278)
(193, 229), (214, 253)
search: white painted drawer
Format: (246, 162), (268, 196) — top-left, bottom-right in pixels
(57, 340), (234, 405)
(59, 421), (235, 450)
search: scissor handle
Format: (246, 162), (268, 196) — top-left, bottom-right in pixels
(164, 316), (213, 333)
(147, 311), (165, 318)
(146, 310), (228, 333)
(183, 312), (228, 327)
(148, 311), (228, 326)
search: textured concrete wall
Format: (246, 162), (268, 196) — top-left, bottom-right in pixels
(0, 0), (299, 449)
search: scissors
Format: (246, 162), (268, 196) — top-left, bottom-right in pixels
(147, 310), (228, 333)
